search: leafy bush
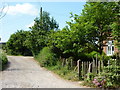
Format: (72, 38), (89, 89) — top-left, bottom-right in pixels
(100, 59), (120, 88)
(92, 76), (106, 88)
(6, 30), (32, 56)
(82, 55), (120, 88)
(87, 58), (120, 88)
(0, 50), (8, 70)
(111, 53), (120, 59)
(91, 67), (120, 88)
(35, 47), (57, 67)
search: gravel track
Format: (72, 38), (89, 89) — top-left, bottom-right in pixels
(0, 56), (86, 88)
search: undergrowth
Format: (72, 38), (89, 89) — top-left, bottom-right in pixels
(35, 47), (79, 81)
(0, 50), (8, 71)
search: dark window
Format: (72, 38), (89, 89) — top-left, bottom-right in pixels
(112, 46), (114, 51)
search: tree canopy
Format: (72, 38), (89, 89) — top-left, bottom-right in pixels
(6, 30), (32, 55)
(6, 2), (119, 58)
(23, 9), (59, 56)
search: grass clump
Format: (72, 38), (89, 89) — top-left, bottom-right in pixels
(0, 50), (8, 71)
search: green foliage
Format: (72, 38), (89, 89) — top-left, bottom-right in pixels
(34, 10), (59, 31)
(35, 47), (79, 81)
(83, 51), (100, 61)
(24, 11), (59, 56)
(97, 65), (120, 88)
(6, 30), (32, 56)
(111, 22), (120, 50)
(47, 2), (119, 63)
(111, 2), (120, 48)
(68, 2), (118, 54)
(1, 43), (7, 51)
(24, 29), (47, 56)
(86, 51), (110, 64)
(92, 76), (106, 88)
(86, 72), (95, 81)
(0, 50), (8, 70)
(5, 2), (119, 88)
(86, 58), (120, 88)
(46, 60), (79, 81)
(48, 28), (75, 58)
(35, 47), (57, 67)
(48, 26), (96, 61)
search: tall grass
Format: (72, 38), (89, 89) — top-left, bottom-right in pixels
(0, 50), (8, 70)
(35, 47), (57, 67)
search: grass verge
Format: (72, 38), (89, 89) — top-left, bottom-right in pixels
(0, 50), (8, 71)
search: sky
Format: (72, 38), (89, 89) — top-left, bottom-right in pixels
(0, 1), (86, 42)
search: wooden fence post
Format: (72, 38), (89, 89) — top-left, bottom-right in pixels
(92, 59), (96, 74)
(96, 54), (98, 74)
(101, 60), (104, 72)
(98, 60), (101, 74)
(115, 59), (117, 75)
(83, 62), (85, 78)
(66, 58), (68, 66)
(77, 60), (81, 80)
(82, 61), (84, 78)
(71, 59), (73, 69)
(85, 62), (87, 76)
(62, 58), (65, 67)
(108, 60), (110, 71)
(87, 62), (92, 79)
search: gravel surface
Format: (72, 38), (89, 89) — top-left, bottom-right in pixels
(0, 56), (86, 88)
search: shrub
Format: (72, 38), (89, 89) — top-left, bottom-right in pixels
(35, 47), (57, 67)
(6, 30), (32, 56)
(0, 50), (8, 70)
(92, 76), (106, 88)
(91, 58), (120, 88)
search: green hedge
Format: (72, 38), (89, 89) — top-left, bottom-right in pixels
(0, 50), (8, 70)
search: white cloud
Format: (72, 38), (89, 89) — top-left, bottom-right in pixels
(2, 0), (87, 2)
(3, 3), (38, 16)
(26, 21), (35, 28)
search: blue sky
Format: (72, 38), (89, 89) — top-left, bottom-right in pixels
(0, 2), (86, 42)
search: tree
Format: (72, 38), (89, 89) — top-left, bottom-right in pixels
(111, 2), (120, 50)
(47, 25), (96, 60)
(24, 8), (59, 56)
(6, 30), (32, 56)
(68, 2), (118, 54)
(47, 2), (120, 61)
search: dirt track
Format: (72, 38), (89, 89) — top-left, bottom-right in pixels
(0, 56), (86, 88)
